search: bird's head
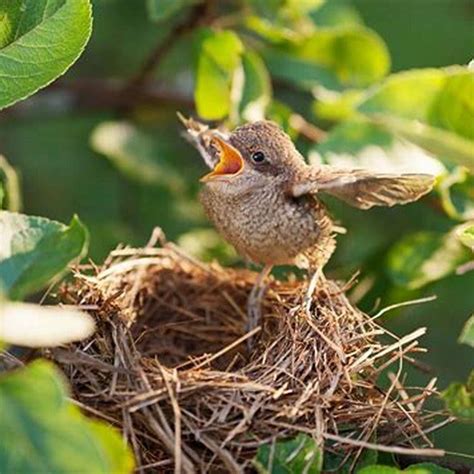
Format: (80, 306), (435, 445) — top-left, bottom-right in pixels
(200, 121), (304, 195)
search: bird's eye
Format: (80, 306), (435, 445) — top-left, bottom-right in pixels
(251, 151), (266, 164)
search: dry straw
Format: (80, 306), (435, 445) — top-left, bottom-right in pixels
(48, 234), (448, 473)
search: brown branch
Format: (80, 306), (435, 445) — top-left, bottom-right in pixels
(123, 1), (212, 95)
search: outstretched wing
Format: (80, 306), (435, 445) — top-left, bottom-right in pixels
(291, 166), (435, 210)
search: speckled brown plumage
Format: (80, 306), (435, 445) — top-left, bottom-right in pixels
(183, 118), (434, 271)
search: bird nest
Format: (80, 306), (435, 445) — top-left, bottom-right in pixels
(49, 234), (446, 473)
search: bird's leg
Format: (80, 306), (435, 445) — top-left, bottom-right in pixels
(246, 264), (273, 345)
(303, 267), (323, 313)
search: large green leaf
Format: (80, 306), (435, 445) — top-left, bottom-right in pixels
(0, 0), (92, 110)
(0, 360), (134, 473)
(238, 50), (272, 122)
(358, 68), (474, 171)
(265, 26), (389, 91)
(386, 228), (472, 289)
(146, 0), (198, 22)
(0, 155), (21, 212)
(0, 212), (88, 300)
(442, 371), (474, 422)
(439, 168), (474, 221)
(194, 29), (244, 120)
(254, 434), (323, 473)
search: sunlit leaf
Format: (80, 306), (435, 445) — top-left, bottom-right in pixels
(146, 0), (199, 22)
(90, 121), (185, 191)
(0, 360), (134, 473)
(0, 302), (95, 347)
(358, 67), (474, 170)
(195, 29), (244, 120)
(0, 155), (21, 212)
(456, 222), (474, 250)
(0, 212), (88, 300)
(438, 169), (474, 221)
(459, 315), (474, 348)
(265, 26), (390, 91)
(312, 88), (363, 122)
(311, 120), (445, 176)
(386, 228), (471, 289)
(238, 50), (272, 122)
(0, 0), (92, 110)
(254, 434), (323, 473)
(442, 371), (474, 421)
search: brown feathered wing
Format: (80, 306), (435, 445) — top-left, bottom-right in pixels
(290, 166), (435, 210)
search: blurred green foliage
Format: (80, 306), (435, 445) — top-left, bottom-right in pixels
(0, 0), (473, 469)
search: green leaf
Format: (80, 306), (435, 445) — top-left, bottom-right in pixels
(265, 26), (390, 91)
(459, 315), (474, 348)
(146, 0), (198, 22)
(90, 121), (186, 191)
(177, 228), (237, 264)
(0, 212), (88, 300)
(254, 434), (323, 473)
(386, 228), (472, 289)
(238, 50), (272, 122)
(0, 154), (21, 212)
(312, 120), (445, 176)
(358, 67), (474, 171)
(359, 464), (454, 474)
(0, 302), (95, 347)
(195, 29), (244, 120)
(442, 371), (474, 421)
(323, 447), (377, 473)
(456, 222), (474, 250)
(439, 168), (474, 221)
(0, 0), (93, 110)
(0, 360), (134, 473)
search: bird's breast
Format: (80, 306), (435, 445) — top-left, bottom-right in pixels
(199, 186), (325, 265)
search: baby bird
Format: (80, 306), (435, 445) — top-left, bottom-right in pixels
(181, 116), (434, 335)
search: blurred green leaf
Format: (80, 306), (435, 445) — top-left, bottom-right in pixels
(0, 360), (134, 473)
(177, 228), (237, 264)
(323, 447), (377, 473)
(459, 315), (474, 348)
(439, 168), (474, 221)
(254, 434), (322, 473)
(310, 0), (363, 28)
(195, 29), (244, 120)
(146, 0), (198, 22)
(0, 302), (95, 347)
(0, 212), (88, 300)
(265, 26), (389, 91)
(456, 222), (474, 250)
(0, 0), (92, 110)
(312, 120), (445, 176)
(91, 121), (185, 191)
(442, 371), (474, 421)
(386, 228), (471, 289)
(0, 155), (21, 212)
(238, 50), (272, 122)
(359, 464), (454, 474)
(358, 67), (474, 171)
(313, 89), (362, 122)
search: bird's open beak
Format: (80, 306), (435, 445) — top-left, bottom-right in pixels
(200, 136), (244, 182)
